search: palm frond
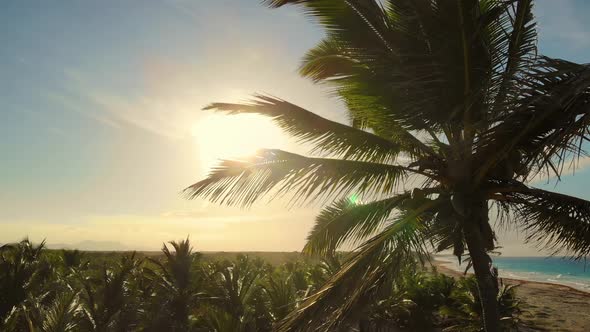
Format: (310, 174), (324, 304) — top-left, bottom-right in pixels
(490, 184), (590, 258)
(264, 0), (440, 131)
(277, 199), (439, 331)
(491, 0), (536, 108)
(263, 0), (394, 55)
(41, 291), (81, 332)
(299, 38), (357, 83)
(184, 149), (421, 207)
(298, 35), (441, 158)
(304, 194), (410, 257)
(477, 57), (590, 181)
(304, 191), (441, 257)
(204, 95), (405, 163)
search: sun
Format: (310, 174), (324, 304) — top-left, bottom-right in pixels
(193, 113), (286, 169)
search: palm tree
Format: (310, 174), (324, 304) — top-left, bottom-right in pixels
(4, 290), (83, 332)
(203, 255), (264, 330)
(0, 239), (52, 324)
(262, 263), (307, 323)
(185, 0), (590, 330)
(77, 253), (140, 331)
(144, 238), (203, 331)
(60, 249), (87, 270)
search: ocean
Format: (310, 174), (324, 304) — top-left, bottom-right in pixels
(436, 256), (590, 292)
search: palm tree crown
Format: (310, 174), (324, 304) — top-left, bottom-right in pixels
(185, 1), (590, 331)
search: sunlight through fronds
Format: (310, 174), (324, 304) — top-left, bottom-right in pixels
(204, 95), (411, 163)
(184, 149), (421, 207)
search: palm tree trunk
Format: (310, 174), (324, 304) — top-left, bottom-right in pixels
(464, 199), (500, 332)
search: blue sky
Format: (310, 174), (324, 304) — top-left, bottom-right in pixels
(1, 0), (590, 253)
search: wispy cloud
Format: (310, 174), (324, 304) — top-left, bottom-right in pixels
(45, 92), (123, 129)
(84, 92), (199, 140)
(52, 60), (255, 140)
(63, 64), (200, 139)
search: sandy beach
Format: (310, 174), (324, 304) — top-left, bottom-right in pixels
(434, 261), (590, 331)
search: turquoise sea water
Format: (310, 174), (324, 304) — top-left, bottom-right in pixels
(437, 256), (590, 292)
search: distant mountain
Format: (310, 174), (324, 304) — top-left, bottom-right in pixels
(45, 240), (130, 251)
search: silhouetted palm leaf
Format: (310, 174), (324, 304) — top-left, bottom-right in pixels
(185, 149), (420, 207)
(205, 95), (408, 162)
(144, 238), (204, 331)
(277, 200), (438, 331)
(491, 184), (590, 257)
(40, 291), (81, 332)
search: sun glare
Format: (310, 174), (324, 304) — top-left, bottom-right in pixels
(193, 113), (286, 169)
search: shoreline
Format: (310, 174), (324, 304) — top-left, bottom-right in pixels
(433, 260), (590, 331)
(433, 260), (590, 296)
